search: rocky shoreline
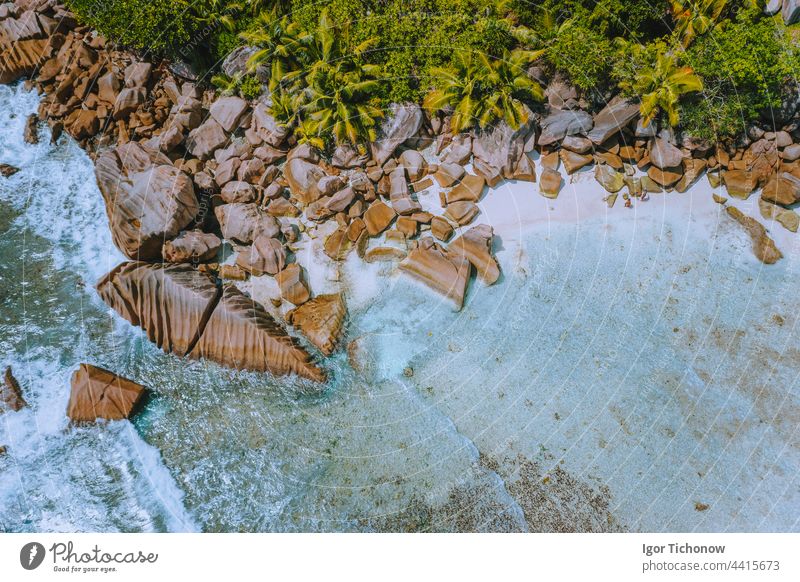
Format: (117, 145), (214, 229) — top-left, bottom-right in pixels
(2, 0), (800, 401)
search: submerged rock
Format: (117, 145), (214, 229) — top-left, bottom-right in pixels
(725, 207), (782, 264)
(94, 142), (198, 260)
(449, 224), (500, 285)
(287, 293), (347, 356)
(0, 163), (20, 177)
(399, 240), (472, 310)
(192, 284), (324, 381)
(1, 367), (27, 412)
(67, 364), (147, 423)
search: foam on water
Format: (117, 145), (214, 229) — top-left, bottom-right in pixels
(2, 80), (798, 532)
(0, 83), (198, 532)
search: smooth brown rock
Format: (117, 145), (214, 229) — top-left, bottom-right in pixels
(112, 87), (145, 120)
(215, 203), (279, 244)
(391, 196), (422, 216)
(370, 103), (423, 165)
(396, 216), (418, 237)
(162, 231), (221, 263)
(236, 235), (286, 275)
(595, 164), (624, 193)
(647, 165), (683, 188)
(433, 162), (464, 187)
(364, 201), (396, 236)
(192, 284), (324, 382)
(722, 170), (758, 199)
(284, 158), (326, 205)
(539, 168), (562, 198)
(275, 263), (310, 305)
(649, 136), (683, 170)
(398, 149), (427, 181)
(67, 364), (147, 423)
(431, 216), (454, 242)
(725, 206), (782, 264)
(324, 227), (353, 261)
(346, 217), (366, 242)
(449, 224), (500, 285)
(209, 95), (249, 132)
(399, 243), (472, 310)
(94, 142), (198, 260)
(97, 262), (221, 356)
(1, 367), (26, 412)
(675, 158), (707, 193)
(587, 96), (640, 144)
(444, 201), (479, 226)
(762, 172), (800, 206)
(287, 294), (347, 356)
(220, 180), (257, 204)
(186, 118), (228, 160)
(560, 149), (593, 174)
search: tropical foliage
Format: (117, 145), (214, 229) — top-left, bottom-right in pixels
(618, 50), (703, 127)
(64, 0), (800, 143)
(424, 49), (544, 133)
(670, 0), (729, 46)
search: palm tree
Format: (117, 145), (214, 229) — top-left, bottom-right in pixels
(670, 0), (729, 47)
(424, 49), (544, 134)
(240, 8), (303, 91)
(267, 10), (385, 148)
(189, 0), (242, 32)
(620, 51), (703, 127)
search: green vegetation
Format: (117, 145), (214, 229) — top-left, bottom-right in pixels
(64, 0), (800, 144)
(424, 49), (544, 133)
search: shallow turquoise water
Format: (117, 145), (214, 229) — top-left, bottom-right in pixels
(1, 82), (798, 532)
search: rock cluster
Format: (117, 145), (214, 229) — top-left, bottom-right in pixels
(3, 0), (797, 392)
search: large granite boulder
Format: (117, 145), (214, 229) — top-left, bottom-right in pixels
(0, 38), (50, 84)
(587, 96), (640, 145)
(97, 263), (323, 380)
(192, 284), (324, 381)
(209, 95), (249, 133)
(371, 103), (424, 165)
(784, 0), (800, 24)
(762, 171), (800, 206)
(399, 239), (472, 310)
(162, 231), (221, 263)
(94, 142), (198, 260)
(537, 109), (593, 146)
(448, 224), (500, 285)
(286, 293), (347, 356)
(215, 203), (280, 244)
(284, 157), (326, 205)
(97, 262), (221, 356)
(235, 235), (286, 275)
(186, 118), (228, 160)
(649, 136), (683, 170)
(67, 364), (147, 423)
(252, 100), (289, 147)
(471, 111), (534, 186)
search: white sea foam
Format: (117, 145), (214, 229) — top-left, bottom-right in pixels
(0, 83), (198, 533)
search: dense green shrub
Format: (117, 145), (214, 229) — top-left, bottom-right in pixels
(684, 7), (799, 137)
(548, 24), (614, 93)
(65, 0), (195, 54)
